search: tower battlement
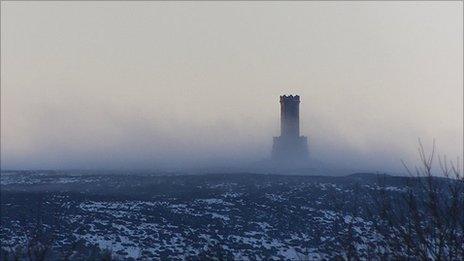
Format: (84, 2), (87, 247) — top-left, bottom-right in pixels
(280, 95), (300, 102)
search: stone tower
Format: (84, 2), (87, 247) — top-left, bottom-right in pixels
(272, 95), (309, 161)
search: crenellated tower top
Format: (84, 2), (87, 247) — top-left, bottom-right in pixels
(280, 95), (300, 103)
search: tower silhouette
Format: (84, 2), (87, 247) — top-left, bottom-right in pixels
(272, 95), (309, 161)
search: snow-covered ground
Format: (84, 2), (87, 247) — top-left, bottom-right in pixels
(0, 171), (413, 260)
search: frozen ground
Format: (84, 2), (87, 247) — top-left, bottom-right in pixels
(1, 171), (409, 260)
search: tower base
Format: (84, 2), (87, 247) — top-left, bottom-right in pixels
(271, 136), (309, 162)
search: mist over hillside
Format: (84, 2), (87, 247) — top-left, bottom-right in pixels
(1, 2), (462, 260)
(2, 2), (462, 172)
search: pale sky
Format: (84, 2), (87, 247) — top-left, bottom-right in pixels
(1, 1), (462, 172)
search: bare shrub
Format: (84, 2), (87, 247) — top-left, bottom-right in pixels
(371, 141), (463, 259)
